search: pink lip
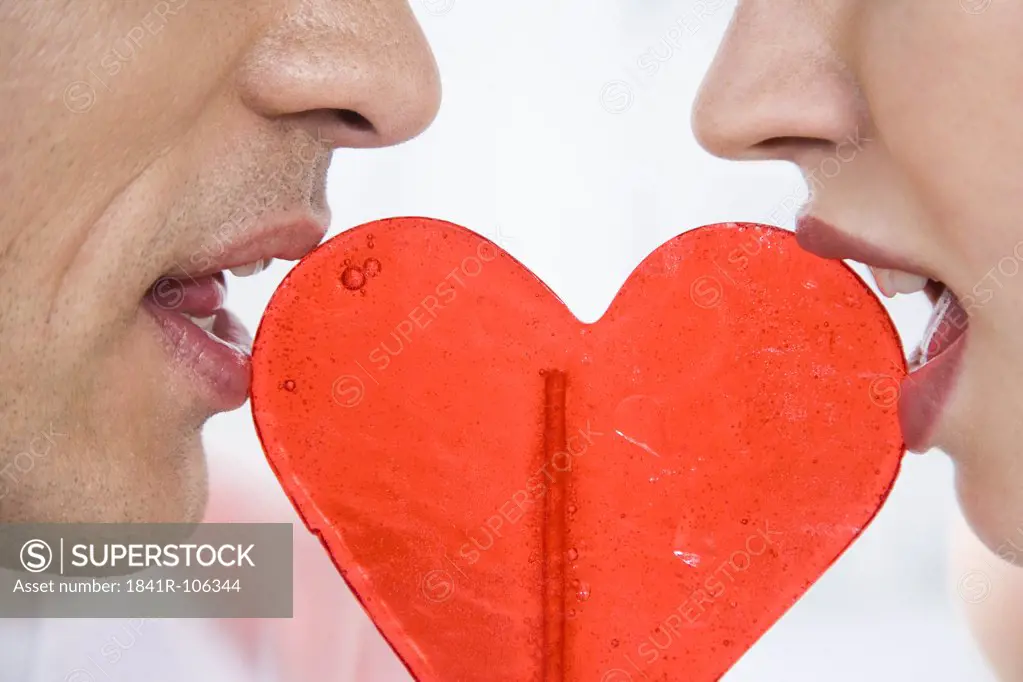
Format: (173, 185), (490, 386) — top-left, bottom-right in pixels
(166, 213), (329, 281)
(143, 276), (252, 412)
(795, 215), (967, 452)
(143, 212), (328, 413)
(898, 287), (969, 451)
(795, 216), (928, 274)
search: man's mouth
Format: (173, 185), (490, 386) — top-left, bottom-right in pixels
(142, 215), (327, 413)
(143, 269), (256, 412)
(796, 215), (968, 452)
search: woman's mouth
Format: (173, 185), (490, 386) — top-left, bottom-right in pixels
(898, 281), (968, 451)
(796, 216), (968, 452)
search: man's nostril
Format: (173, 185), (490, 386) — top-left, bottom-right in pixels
(335, 109), (375, 133)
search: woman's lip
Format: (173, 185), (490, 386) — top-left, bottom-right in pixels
(795, 215), (929, 274)
(795, 215), (968, 452)
(142, 298), (252, 412)
(899, 332), (967, 453)
(899, 288), (969, 452)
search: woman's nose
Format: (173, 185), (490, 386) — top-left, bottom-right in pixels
(238, 0), (442, 150)
(691, 3), (861, 163)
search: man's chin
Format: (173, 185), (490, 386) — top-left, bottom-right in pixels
(121, 433), (211, 524)
(0, 427), (209, 524)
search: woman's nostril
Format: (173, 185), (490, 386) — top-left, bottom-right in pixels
(747, 136), (837, 164)
(757, 136), (830, 153)
(335, 109), (375, 133)
(758, 137), (803, 151)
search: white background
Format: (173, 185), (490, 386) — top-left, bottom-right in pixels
(4, 1), (996, 680)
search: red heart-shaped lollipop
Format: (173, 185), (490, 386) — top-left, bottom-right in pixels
(251, 217), (906, 682)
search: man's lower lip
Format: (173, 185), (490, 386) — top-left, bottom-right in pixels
(142, 299), (251, 411)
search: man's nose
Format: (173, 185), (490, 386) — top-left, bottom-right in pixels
(238, 0), (442, 149)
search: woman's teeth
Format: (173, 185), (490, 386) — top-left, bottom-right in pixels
(228, 259), (270, 278)
(871, 267), (929, 297)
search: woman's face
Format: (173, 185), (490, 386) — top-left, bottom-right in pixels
(693, 0), (1023, 559)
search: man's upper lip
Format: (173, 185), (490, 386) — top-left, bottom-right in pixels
(795, 215), (930, 277)
(165, 212), (329, 280)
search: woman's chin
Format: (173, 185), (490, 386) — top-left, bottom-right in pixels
(954, 461), (1023, 567)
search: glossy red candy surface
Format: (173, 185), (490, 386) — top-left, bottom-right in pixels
(251, 217), (906, 682)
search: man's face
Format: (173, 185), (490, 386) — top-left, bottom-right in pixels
(0, 1), (440, 522)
